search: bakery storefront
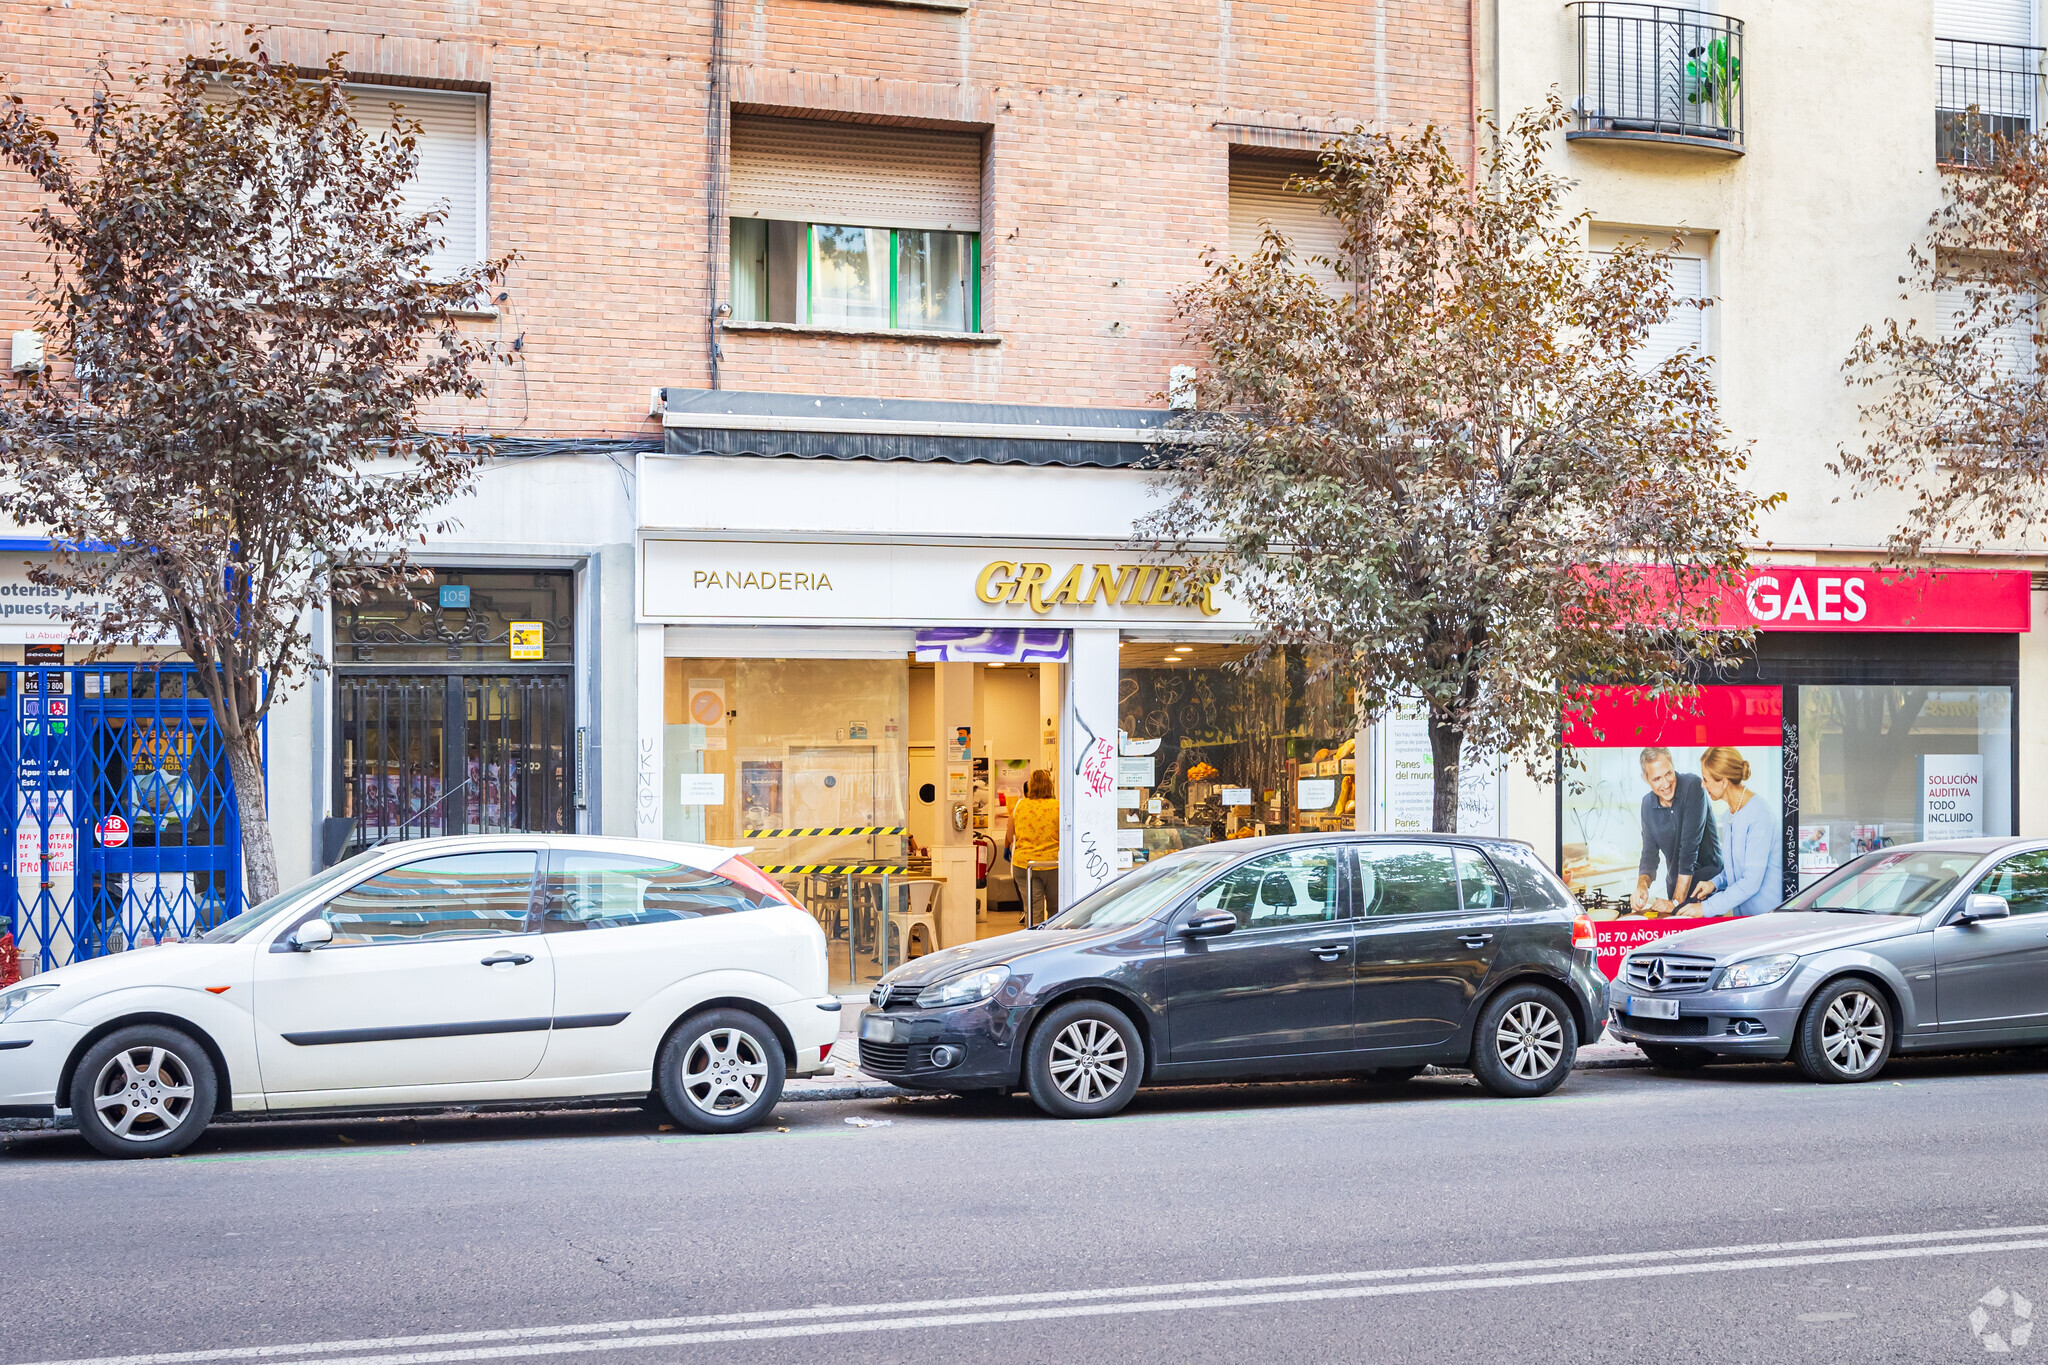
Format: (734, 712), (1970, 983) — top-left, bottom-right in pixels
(634, 428), (1367, 995)
(1559, 565), (2030, 974)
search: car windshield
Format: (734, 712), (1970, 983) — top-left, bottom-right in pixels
(1043, 849), (1238, 930)
(1781, 847), (1986, 916)
(195, 848), (386, 943)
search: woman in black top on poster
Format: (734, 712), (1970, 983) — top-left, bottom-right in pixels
(1630, 745), (1724, 916)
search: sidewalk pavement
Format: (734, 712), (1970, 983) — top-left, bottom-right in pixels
(778, 1032), (1654, 1102)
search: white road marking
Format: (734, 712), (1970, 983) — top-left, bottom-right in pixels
(19, 1224), (2048, 1365)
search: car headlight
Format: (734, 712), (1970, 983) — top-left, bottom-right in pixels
(915, 966), (1011, 1010)
(1718, 954), (1798, 991)
(0, 983), (57, 1024)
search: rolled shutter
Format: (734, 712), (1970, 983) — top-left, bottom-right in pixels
(730, 117), (982, 232)
(1943, 288), (2038, 379)
(347, 86), (488, 274)
(1596, 251), (1709, 369)
(1936, 0), (2034, 44)
(1228, 158), (1345, 283)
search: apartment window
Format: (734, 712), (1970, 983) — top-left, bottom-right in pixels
(346, 85), (489, 277)
(1593, 232), (1710, 370)
(728, 116), (982, 332)
(1942, 285), (2037, 378)
(1228, 157), (1345, 285)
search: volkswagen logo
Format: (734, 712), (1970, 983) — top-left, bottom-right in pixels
(874, 981), (892, 1008)
(1644, 957), (1668, 989)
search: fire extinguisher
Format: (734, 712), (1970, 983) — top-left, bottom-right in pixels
(0, 931), (18, 988)
(973, 833), (995, 889)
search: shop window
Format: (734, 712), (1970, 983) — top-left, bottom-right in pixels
(1116, 641), (1356, 866)
(1796, 685), (2013, 883)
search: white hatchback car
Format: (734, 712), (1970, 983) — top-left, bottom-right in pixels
(0, 835), (840, 1157)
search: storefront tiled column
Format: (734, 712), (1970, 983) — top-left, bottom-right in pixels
(635, 622), (664, 840)
(932, 661), (977, 948)
(2022, 584), (2048, 836)
(1062, 627), (1119, 907)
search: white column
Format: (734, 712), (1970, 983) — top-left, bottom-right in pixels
(1061, 627), (1120, 906)
(931, 661), (977, 949)
(635, 623), (665, 840)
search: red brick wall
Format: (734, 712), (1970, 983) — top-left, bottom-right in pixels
(0, 0), (1469, 431)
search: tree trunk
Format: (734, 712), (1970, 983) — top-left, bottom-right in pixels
(1428, 707), (1463, 834)
(224, 721), (280, 905)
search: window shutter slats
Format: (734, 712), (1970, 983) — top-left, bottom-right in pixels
(1227, 158), (1345, 285)
(346, 86), (487, 275)
(1936, 0), (2034, 45)
(730, 117), (982, 232)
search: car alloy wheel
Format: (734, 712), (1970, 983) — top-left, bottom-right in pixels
(681, 1025), (772, 1116)
(1495, 1000), (1565, 1081)
(1792, 978), (1894, 1084)
(1820, 989), (1887, 1075)
(1047, 1018), (1128, 1104)
(91, 1044), (198, 1141)
(1469, 983), (1578, 1098)
(656, 1007), (788, 1134)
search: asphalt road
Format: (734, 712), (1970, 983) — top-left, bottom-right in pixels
(8, 1052), (2048, 1363)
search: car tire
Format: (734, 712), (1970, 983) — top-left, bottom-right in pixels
(656, 1008), (787, 1134)
(1792, 978), (1893, 1084)
(1640, 1044), (1713, 1071)
(1470, 984), (1578, 1098)
(1024, 999), (1144, 1119)
(1361, 1065), (1425, 1085)
(68, 1025), (217, 1159)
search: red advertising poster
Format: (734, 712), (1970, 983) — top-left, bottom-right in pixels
(1563, 686), (1787, 968)
(1603, 565), (2030, 633)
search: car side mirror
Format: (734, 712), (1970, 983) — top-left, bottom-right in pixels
(1957, 894), (2012, 924)
(1179, 910), (1237, 939)
(289, 919), (335, 951)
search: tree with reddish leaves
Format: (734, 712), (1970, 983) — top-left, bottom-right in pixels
(0, 43), (515, 902)
(1840, 128), (2048, 558)
(1146, 100), (1777, 832)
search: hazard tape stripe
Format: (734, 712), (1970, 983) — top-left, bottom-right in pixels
(753, 864), (916, 876)
(742, 826), (908, 838)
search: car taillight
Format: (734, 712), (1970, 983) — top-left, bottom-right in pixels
(820, 1044), (834, 1063)
(1571, 916), (1598, 952)
(716, 856), (801, 909)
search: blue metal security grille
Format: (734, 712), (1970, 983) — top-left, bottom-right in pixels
(2, 666), (244, 972)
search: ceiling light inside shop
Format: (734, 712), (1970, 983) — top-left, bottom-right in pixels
(1174, 646), (1193, 653)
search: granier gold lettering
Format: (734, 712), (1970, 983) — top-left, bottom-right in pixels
(976, 561), (1017, 604)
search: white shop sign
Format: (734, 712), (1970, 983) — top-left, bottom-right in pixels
(640, 538), (1252, 628)
(1373, 704), (1502, 835)
(1921, 754), (1983, 838)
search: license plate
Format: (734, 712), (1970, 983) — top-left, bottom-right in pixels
(860, 1015), (900, 1043)
(1628, 996), (1680, 1021)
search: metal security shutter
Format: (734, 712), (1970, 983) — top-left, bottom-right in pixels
(1228, 158), (1345, 282)
(1936, 0), (2034, 44)
(730, 117), (982, 232)
(347, 86), (488, 275)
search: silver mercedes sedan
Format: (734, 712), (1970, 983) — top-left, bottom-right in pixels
(1606, 838), (2048, 1082)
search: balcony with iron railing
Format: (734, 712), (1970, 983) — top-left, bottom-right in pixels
(1937, 38), (2044, 168)
(1568, 2), (1745, 155)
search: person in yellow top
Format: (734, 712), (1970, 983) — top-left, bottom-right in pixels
(1005, 769), (1060, 923)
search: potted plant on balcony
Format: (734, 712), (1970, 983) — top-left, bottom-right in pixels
(1685, 34), (1741, 138)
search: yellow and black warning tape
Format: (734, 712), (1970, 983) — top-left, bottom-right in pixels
(754, 863), (915, 876)
(743, 825), (907, 838)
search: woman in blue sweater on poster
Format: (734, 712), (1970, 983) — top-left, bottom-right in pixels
(1693, 746), (1783, 916)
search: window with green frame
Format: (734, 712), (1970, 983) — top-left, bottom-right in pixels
(729, 219), (981, 333)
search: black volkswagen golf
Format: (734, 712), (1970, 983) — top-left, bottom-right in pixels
(857, 833), (1607, 1117)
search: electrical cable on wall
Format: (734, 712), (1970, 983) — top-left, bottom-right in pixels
(706, 0), (731, 391)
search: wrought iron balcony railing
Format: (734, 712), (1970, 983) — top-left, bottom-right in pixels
(1937, 38), (2045, 167)
(1569, 2), (1745, 153)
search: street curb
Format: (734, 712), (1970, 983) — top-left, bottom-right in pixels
(0, 1053), (1651, 1130)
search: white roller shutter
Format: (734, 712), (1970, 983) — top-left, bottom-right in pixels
(1943, 288), (2037, 379)
(1596, 251), (1709, 369)
(347, 86), (488, 275)
(730, 117), (981, 232)
(1228, 158), (1345, 283)
(1936, 0), (2034, 44)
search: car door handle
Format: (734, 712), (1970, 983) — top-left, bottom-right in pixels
(1310, 944), (1345, 961)
(1457, 934), (1494, 948)
(481, 953), (535, 967)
